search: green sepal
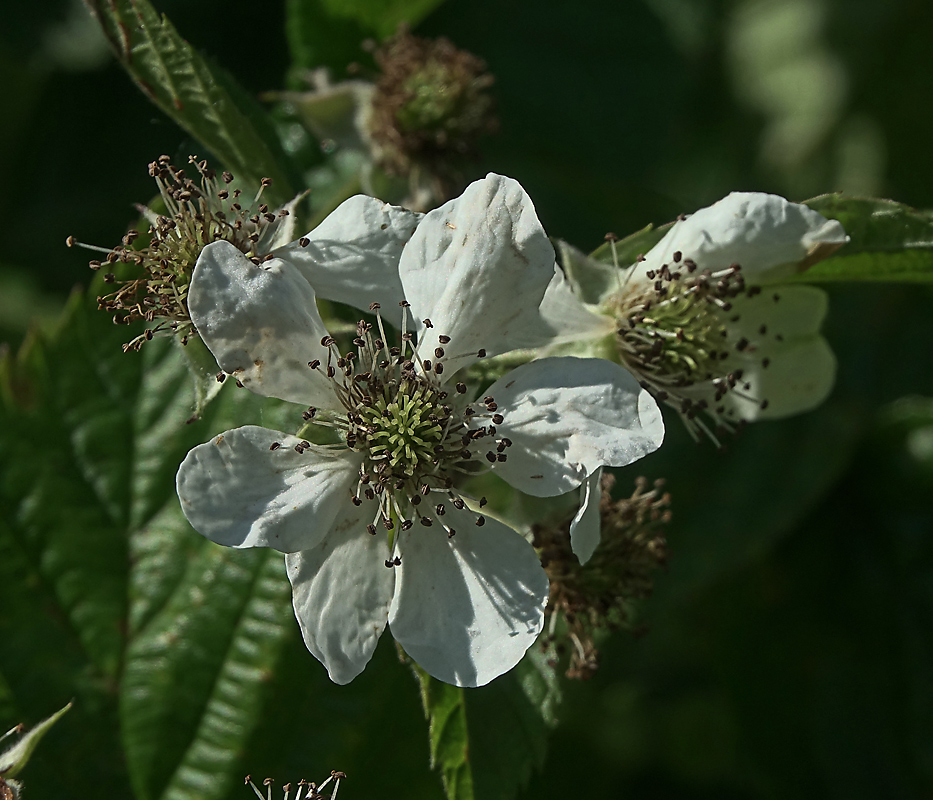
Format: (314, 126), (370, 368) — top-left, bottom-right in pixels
(0, 702), (72, 779)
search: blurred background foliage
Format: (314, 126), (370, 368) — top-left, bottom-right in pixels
(1, 0), (931, 798)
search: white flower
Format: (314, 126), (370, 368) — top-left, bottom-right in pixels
(176, 174), (664, 687)
(547, 192), (849, 443)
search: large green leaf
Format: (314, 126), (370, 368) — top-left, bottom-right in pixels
(0, 289), (295, 799)
(413, 649), (561, 800)
(84, 0), (298, 205)
(795, 195), (933, 282)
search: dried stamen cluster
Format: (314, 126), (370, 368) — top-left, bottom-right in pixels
(271, 302), (509, 564)
(245, 770), (346, 800)
(369, 28), (497, 178)
(69, 156), (282, 352)
(534, 473), (670, 679)
(612, 248), (774, 442)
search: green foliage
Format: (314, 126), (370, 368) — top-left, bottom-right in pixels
(285, 0), (446, 74)
(413, 650), (561, 800)
(0, 289), (294, 798)
(84, 0), (298, 205)
(796, 196), (933, 282)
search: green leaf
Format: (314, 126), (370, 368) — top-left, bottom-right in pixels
(794, 195), (933, 282)
(413, 665), (473, 800)
(0, 289), (295, 799)
(84, 0), (298, 205)
(285, 0), (447, 75)
(412, 649), (562, 800)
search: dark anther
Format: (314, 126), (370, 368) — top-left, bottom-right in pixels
(485, 452), (496, 463)
(448, 530), (456, 539)
(351, 496), (362, 506)
(385, 560), (394, 568)
(475, 515), (486, 526)
(308, 359), (321, 369)
(736, 337), (749, 351)
(420, 516), (432, 527)
(492, 414), (504, 424)
(423, 318), (434, 328)
(434, 347), (445, 358)
(401, 520), (414, 531)
(453, 498), (465, 509)
(477, 349), (487, 358)
(394, 556), (401, 566)
(435, 504), (446, 516)
(423, 360), (432, 371)
(456, 382), (467, 394)
(438, 335), (451, 344)
(479, 497), (488, 507)
(216, 372), (227, 383)
(762, 358), (771, 368)
(434, 363), (444, 374)
(370, 302), (381, 311)
(367, 524), (377, 536)
(269, 442), (281, 450)
(673, 251), (682, 262)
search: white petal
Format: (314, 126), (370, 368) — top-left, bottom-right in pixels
(388, 506), (548, 687)
(273, 194), (422, 314)
(286, 501), (394, 685)
(635, 192), (848, 284)
(189, 241), (341, 409)
(725, 336), (836, 421)
(399, 174), (558, 371)
(728, 284), (828, 342)
(487, 357), (664, 496)
(537, 266), (617, 343)
(569, 469), (602, 564)
(176, 426), (362, 553)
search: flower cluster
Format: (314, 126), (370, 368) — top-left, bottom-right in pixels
(177, 174), (664, 687)
(169, 155), (848, 687)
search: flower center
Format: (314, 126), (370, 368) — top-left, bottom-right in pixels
(299, 303), (510, 563)
(359, 383), (445, 477)
(612, 253), (769, 443)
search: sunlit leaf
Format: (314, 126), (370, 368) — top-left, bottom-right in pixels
(796, 195), (933, 282)
(84, 0), (298, 205)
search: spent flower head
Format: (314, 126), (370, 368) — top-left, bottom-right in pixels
(534, 473), (670, 680)
(69, 156), (293, 351)
(245, 770), (345, 800)
(177, 174), (664, 687)
(368, 28), (497, 183)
